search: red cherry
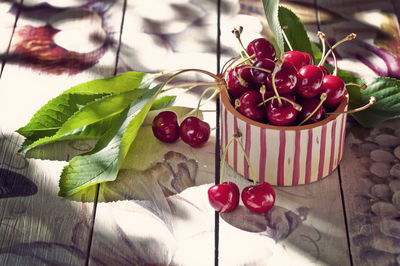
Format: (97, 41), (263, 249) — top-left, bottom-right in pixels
(266, 96), (298, 126)
(237, 90), (266, 122)
(180, 116), (210, 147)
(250, 58), (275, 87)
(303, 52), (314, 65)
(282, 51), (313, 70)
(226, 65), (254, 99)
(152, 111), (180, 143)
(297, 98), (326, 124)
(246, 38), (276, 60)
(295, 65), (324, 98)
(319, 65), (330, 76)
(208, 182), (240, 213)
(241, 182), (275, 213)
(320, 75), (346, 108)
(266, 61), (297, 94)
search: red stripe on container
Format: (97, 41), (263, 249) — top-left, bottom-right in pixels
(318, 124), (327, 180)
(292, 130), (301, 186)
(305, 129), (313, 184)
(277, 130), (286, 186)
(329, 120), (337, 172)
(220, 101), (223, 153)
(259, 128), (267, 183)
(338, 114), (345, 162)
(244, 123), (251, 179)
(224, 108), (228, 163)
(233, 116), (238, 171)
(340, 114), (348, 160)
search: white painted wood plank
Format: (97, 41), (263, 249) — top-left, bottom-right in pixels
(0, 1), (125, 264)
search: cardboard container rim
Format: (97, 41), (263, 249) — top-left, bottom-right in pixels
(220, 86), (349, 131)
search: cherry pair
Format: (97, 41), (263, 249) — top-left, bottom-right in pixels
(152, 111), (210, 147)
(208, 181), (275, 214)
(207, 133), (275, 214)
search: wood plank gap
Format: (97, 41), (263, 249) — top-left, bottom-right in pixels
(86, 1), (127, 263)
(113, 0), (128, 76)
(314, 0), (321, 32)
(214, 0), (222, 265)
(85, 184), (100, 266)
(0, 0), (23, 79)
(337, 165), (354, 266)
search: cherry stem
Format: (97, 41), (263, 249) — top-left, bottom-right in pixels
(234, 136), (257, 185)
(320, 33), (339, 76)
(327, 96), (376, 115)
(260, 85), (268, 109)
(160, 81), (221, 93)
(298, 93), (327, 126)
(232, 26), (253, 62)
(185, 87), (220, 118)
(281, 25), (294, 51)
(161, 69), (222, 89)
(318, 33), (357, 67)
(221, 56), (241, 76)
(317, 32), (327, 67)
(220, 136), (236, 184)
(234, 99), (241, 109)
(346, 82), (367, 90)
(257, 95), (302, 111)
(271, 58), (284, 106)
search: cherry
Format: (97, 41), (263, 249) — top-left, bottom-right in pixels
(152, 111), (180, 143)
(241, 182), (275, 213)
(250, 58), (275, 87)
(282, 51), (313, 70)
(319, 65), (330, 76)
(226, 65), (254, 99)
(236, 90), (266, 122)
(266, 96), (298, 126)
(246, 38), (276, 60)
(295, 65), (324, 98)
(297, 98), (326, 125)
(303, 52), (314, 66)
(320, 75), (346, 108)
(266, 61), (298, 94)
(180, 116), (210, 147)
(208, 182), (240, 213)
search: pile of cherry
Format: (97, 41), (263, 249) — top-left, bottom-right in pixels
(226, 37), (346, 126)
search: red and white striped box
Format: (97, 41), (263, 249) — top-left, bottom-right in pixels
(220, 88), (348, 186)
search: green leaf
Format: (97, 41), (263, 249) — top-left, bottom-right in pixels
(150, 95), (177, 110)
(17, 71), (154, 149)
(16, 94), (103, 145)
(58, 84), (162, 197)
(278, 6), (313, 57)
(62, 71), (156, 95)
(348, 77), (400, 127)
(262, 0), (284, 55)
(21, 90), (146, 152)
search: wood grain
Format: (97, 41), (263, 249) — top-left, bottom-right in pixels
(317, 0), (400, 265)
(0, 1), (20, 65)
(89, 0), (218, 264)
(0, 1), (125, 265)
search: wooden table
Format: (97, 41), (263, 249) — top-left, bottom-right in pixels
(1, 0), (399, 265)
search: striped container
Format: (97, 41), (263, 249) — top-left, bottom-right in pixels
(220, 88), (348, 186)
